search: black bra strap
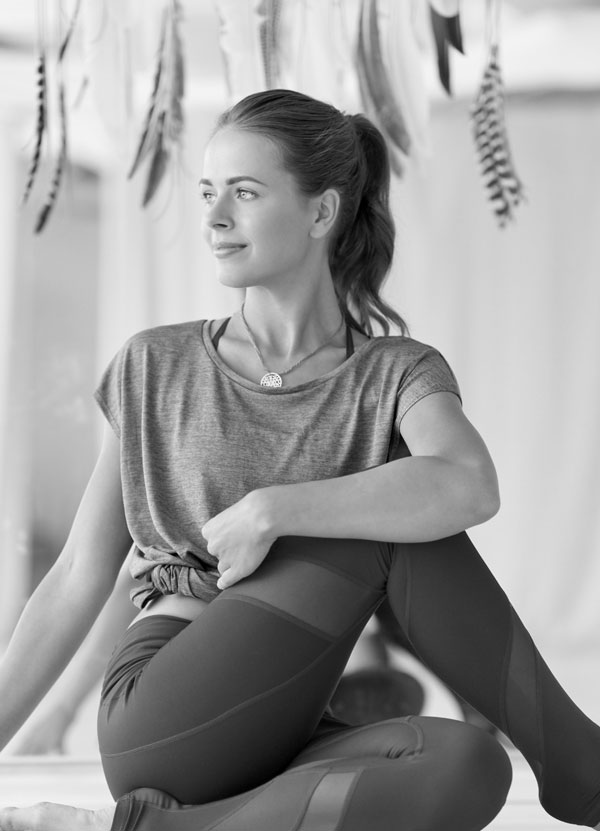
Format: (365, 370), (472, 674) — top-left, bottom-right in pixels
(211, 317), (231, 349)
(345, 325), (355, 359)
(213, 318), (357, 360)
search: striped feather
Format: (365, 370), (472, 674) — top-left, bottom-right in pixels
(470, 45), (524, 226)
(21, 51), (47, 206)
(34, 83), (68, 233)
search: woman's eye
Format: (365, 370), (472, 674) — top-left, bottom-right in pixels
(201, 191), (216, 204)
(236, 188), (256, 201)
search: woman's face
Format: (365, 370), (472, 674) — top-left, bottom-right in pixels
(200, 127), (320, 290)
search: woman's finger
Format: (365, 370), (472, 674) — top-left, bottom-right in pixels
(217, 568), (236, 590)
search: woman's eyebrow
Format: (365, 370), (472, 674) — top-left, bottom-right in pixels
(199, 176), (267, 187)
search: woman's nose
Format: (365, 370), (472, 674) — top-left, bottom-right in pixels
(205, 196), (234, 230)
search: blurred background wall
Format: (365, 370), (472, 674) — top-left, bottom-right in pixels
(1, 0), (599, 734)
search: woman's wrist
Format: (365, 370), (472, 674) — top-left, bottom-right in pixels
(250, 484), (293, 539)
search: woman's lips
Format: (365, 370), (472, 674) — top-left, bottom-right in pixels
(213, 244), (247, 258)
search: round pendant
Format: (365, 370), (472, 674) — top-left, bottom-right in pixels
(260, 372), (283, 388)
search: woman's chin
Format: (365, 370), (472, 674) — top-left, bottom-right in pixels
(216, 273), (253, 289)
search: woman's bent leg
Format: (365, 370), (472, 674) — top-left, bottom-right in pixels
(98, 537), (388, 803)
(385, 531), (600, 827)
(99, 534), (511, 831)
(110, 717), (511, 831)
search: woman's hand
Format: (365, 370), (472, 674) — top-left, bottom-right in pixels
(201, 491), (278, 590)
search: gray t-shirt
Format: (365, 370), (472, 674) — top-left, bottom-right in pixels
(95, 319), (460, 608)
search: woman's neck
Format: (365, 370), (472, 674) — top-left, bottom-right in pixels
(240, 283), (344, 363)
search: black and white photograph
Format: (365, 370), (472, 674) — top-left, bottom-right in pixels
(0, 1), (599, 829)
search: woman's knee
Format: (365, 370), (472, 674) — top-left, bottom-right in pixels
(418, 717), (513, 824)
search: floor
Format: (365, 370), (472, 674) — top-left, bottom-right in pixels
(0, 750), (590, 829)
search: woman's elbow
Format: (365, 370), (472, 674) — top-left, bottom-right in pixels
(466, 463), (501, 525)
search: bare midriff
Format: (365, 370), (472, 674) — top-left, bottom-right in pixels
(128, 593), (210, 628)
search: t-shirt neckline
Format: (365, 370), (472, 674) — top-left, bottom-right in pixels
(200, 318), (376, 394)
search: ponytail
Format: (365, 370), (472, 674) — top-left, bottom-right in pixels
(215, 90), (408, 337)
(331, 114), (407, 337)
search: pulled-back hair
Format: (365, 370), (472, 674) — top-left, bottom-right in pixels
(215, 89), (408, 337)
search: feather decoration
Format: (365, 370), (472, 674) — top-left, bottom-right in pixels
(34, 82), (68, 233)
(215, 0), (268, 99)
(356, 0), (411, 174)
(470, 43), (524, 226)
(258, 0), (282, 89)
(128, 0), (185, 207)
(21, 51), (48, 206)
(58, 0), (83, 62)
(382, 0), (431, 167)
(429, 4), (464, 95)
(428, 0), (459, 16)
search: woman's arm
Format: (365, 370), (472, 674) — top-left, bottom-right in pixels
(266, 392), (499, 542)
(6, 551), (137, 754)
(0, 424), (132, 752)
(203, 393), (500, 588)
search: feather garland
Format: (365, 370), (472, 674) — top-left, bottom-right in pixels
(21, 51), (48, 206)
(470, 44), (524, 226)
(129, 0), (185, 207)
(34, 82), (68, 233)
(356, 0), (411, 174)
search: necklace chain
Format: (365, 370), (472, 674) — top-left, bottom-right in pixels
(240, 303), (345, 388)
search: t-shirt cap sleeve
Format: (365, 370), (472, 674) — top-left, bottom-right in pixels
(396, 347), (461, 423)
(94, 345), (125, 438)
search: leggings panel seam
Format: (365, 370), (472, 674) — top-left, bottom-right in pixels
(101, 605), (379, 758)
(498, 605), (513, 738)
(277, 554), (386, 591)
(218, 594), (337, 642)
(334, 769), (363, 831)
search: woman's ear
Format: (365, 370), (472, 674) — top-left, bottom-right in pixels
(309, 189), (341, 239)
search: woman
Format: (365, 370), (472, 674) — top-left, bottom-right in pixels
(1, 89), (600, 831)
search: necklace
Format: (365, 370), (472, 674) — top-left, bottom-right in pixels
(239, 303), (345, 388)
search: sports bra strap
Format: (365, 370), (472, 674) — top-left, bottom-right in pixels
(211, 317), (231, 350)
(211, 317), (356, 359)
(345, 323), (355, 358)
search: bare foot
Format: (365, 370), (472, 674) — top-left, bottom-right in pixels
(0, 802), (115, 831)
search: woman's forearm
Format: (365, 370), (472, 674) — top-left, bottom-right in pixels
(0, 558), (114, 751)
(33, 557), (136, 713)
(261, 455), (500, 544)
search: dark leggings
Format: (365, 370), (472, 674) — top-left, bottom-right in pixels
(98, 534), (600, 830)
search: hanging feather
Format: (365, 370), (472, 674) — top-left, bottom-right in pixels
(215, 0), (268, 99)
(258, 0), (282, 89)
(429, 4), (464, 95)
(129, 0), (185, 207)
(128, 10), (169, 178)
(470, 44), (524, 226)
(34, 82), (68, 233)
(428, 0), (460, 16)
(356, 0), (411, 173)
(382, 0), (431, 167)
(470, 0), (523, 226)
(21, 51), (48, 206)
(58, 0), (83, 62)
(142, 112), (169, 206)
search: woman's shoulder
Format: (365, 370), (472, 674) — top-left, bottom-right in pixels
(109, 320), (210, 359)
(123, 319), (207, 352)
(364, 333), (447, 364)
